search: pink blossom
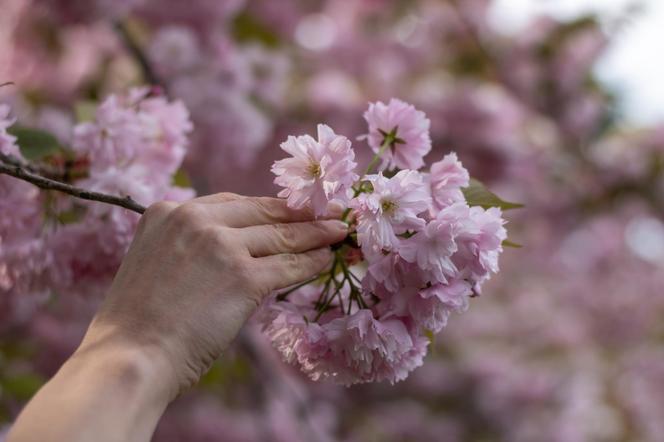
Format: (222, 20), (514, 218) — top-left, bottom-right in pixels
(72, 88), (192, 175)
(77, 166), (162, 208)
(0, 104), (20, 158)
(181, 89), (272, 175)
(272, 124), (358, 217)
(453, 206), (507, 290)
(0, 237), (51, 301)
(363, 99), (431, 171)
(136, 91), (193, 174)
(409, 279), (472, 332)
(243, 44), (291, 108)
(428, 152), (469, 210)
(261, 297), (329, 369)
(364, 250), (411, 293)
(323, 310), (425, 385)
(47, 210), (139, 297)
(351, 170), (430, 253)
(261, 287), (428, 385)
(72, 94), (144, 170)
(148, 26), (201, 76)
(0, 176), (42, 244)
(399, 202), (469, 284)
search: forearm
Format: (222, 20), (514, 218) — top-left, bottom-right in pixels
(6, 325), (175, 442)
(5, 195), (342, 441)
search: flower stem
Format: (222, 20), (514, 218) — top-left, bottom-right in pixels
(276, 275), (321, 301)
(362, 133), (394, 178)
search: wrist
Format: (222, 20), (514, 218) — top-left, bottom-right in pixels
(5, 320), (178, 442)
(73, 318), (180, 404)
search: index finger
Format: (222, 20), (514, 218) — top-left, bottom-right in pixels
(208, 197), (343, 228)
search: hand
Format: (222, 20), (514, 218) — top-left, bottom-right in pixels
(81, 193), (347, 397)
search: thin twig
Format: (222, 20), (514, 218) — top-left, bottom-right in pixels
(0, 151), (65, 179)
(113, 21), (163, 88)
(0, 154), (146, 214)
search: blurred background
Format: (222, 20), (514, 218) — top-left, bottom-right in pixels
(1, 0), (664, 441)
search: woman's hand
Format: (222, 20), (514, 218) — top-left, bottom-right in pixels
(7, 193), (347, 442)
(89, 193), (347, 395)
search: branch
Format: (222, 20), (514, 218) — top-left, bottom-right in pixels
(113, 21), (163, 89)
(0, 153), (146, 214)
(0, 151), (66, 179)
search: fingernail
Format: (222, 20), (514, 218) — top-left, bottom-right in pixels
(326, 201), (345, 217)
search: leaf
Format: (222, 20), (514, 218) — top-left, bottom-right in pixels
(462, 178), (524, 211)
(172, 168), (192, 188)
(502, 239), (523, 248)
(232, 12), (279, 47)
(8, 126), (61, 161)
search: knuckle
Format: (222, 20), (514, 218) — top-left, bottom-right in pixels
(275, 224), (297, 247)
(138, 201), (177, 232)
(170, 203), (205, 227)
(229, 257), (255, 287)
(255, 196), (281, 209)
(253, 197), (282, 218)
(197, 226), (231, 251)
(145, 201), (177, 219)
(218, 192), (240, 201)
(282, 253), (300, 267)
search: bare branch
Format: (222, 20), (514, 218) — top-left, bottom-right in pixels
(113, 22), (163, 89)
(0, 153), (146, 214)
(0, 151), (65, 179)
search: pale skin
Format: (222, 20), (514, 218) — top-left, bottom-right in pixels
(6, 193), (348, 442)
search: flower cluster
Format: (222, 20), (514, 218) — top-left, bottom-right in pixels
(262, 99), (508, 385)
(72, 87), (194, 206)
(0, 89), (194, 325)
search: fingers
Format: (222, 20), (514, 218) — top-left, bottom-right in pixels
(191, 192), (243, 204)
(240, 220), (347, 257)
(205, 197), (340, 228)
(253, 248), (333, 291)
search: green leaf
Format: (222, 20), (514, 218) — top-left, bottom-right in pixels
(502, 239), (523, 248)
(172, 168), (192, 188)
(232, 12), (280, 47)
(462, 179), (524, 211)
(8, 126), (60, 161)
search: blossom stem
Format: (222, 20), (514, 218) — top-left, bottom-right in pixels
(113, 22), (163, 89)
(0, 153), (146, 214)
(314, 278), (340, 321)
(276, 275), (321, 301)
(362, 134), (394, 178)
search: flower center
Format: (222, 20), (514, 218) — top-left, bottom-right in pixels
(308, 161), (322, 178)
(381, 199), (398, 214)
